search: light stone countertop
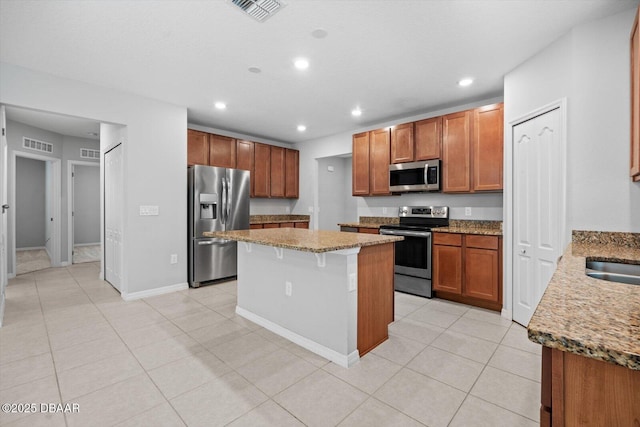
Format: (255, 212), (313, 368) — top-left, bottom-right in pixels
(527, 236), (640, 370)
(434, 220), (503, 236)
(338, 216), (399, 229)
(205, 228), (403, 253)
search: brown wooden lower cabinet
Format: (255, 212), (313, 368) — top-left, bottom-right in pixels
(251, 222), (309, 229)
(358, 227), (380, 234)
(357, 242), (394, 356)
(541, 347), (640, 426)
(432, 232), (502, 311)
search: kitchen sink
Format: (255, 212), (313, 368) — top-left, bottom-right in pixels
(585, 261), (640, 285)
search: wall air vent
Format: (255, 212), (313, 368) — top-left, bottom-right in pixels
(229, 0), (286, 22)
(80, 148), (100, 160)
(23, 137), (53, 154)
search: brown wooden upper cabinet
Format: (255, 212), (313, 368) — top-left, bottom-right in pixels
(415, 116), (442, 160)
(442, 103), (504, 193)
(285, 148), (299, 198)
(236, 140), (254, 172)
(187, 130), (209, 166)
(631, 6), (640, 182)
(209, 134), (236, 168)
(391, 123), (414, 163)
(442, 110), (472, 192)
(253, 142), (271, 198)
(473, 103), (504, 191)
(352, 132), (370, 196)
(390, 118), (441, 164)
(370, 128), (391, 195)
(270, 146), (286, 197)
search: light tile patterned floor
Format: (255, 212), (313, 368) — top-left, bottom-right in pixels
(0, 263), (541, 426)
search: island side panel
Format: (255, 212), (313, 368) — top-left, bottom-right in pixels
(357, 242), (395, 356)
(235, 243), (359, 365)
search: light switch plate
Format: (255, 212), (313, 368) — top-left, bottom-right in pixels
(348, 274), (357, 292)
(285, 281), (292, 296)
(170, 254), (178, 264)
(465, 207), (472, 216)
(140, 205), (159, 216)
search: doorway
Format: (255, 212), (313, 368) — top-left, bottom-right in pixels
(510, 101), (567, 326)
(316, 155), (357, 230)
(10, 151), (61, 275)
(68, 161), (100, 264)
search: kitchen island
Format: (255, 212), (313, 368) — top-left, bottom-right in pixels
(527, 231), (640, 426)
(205, 228), (402, 367)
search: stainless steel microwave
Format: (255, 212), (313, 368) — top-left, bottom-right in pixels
(389, 160), (440, 192)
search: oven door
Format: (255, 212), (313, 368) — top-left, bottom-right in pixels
(379, 229), (431, 279)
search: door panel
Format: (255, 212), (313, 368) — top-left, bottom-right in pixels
(0, 105), (7, 324)
(104, 144), (123, 292)
(513, 108), (562, 326)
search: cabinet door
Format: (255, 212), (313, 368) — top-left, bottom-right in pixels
(270, 146), (286, 197)
(631, 7), (640, 181)
(391, 122), (414, 163)
(352, 132), (370, 196)
(442, 110), (471, 192)
(253, 143), (271, 198)
(432, 245), (462, 294)
(187, 130), (209, 166)
(370, 128), (391, 195)
(285, 148), (299, 198)
(473, 103), (504, 191)
(209, 134), (236, 168)
(415, 117), (442, 160)
(464, 247), (499, 302)
(236, 140), (254, 171)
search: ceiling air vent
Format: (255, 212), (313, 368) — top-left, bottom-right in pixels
(80, 148), (100, 160)
(229, 0), (286, 22)
(23, 137), (53, 154)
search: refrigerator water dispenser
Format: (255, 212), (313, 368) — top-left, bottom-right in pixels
(199, 193), (217, 219)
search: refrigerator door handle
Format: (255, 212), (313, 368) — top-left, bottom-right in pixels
(221, 178), (227, 224)
(226, 176), (232, 221)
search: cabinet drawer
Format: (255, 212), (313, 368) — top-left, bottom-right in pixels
(465, 235), (499, 250)
(250, 224), (263, 229)
(279, 222), (294, 228)
(359, 227), (380, 234)
(433, 233), (462, 246)
(294, 222), (309, 229)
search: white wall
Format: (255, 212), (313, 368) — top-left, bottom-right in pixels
(1, 62), (187, 295)
(505, 7), (640, 233)
(293, 96), (504, 228)
(318, 156), (351, 230)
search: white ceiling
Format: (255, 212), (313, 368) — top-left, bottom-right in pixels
(1, 0), (637, 144)
(4, 106), (100, 140)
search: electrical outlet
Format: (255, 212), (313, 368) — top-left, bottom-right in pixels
(465, 207), (472, 216)
(382, 207), (387, 214)
(140, 205), (159, 216)
(328, 165), (335, 172)
(285, 281), (292, 296)
(170, 254), (178, 264)
(348, 274), (357, 292)
(285, 206), (290, 214)
(308, 206), (314, 213)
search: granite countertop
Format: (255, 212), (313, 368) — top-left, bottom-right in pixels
(204, 228), (403, 253)
(527, 231), (640, 370)
(338, 216), (399, 229)
(250, 215), (310, 225)
(435, 220), (503, 236)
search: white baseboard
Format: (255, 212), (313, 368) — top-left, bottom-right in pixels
(7, 273), (15, 279)
(501, 308), (513, 320)
(60, 261), (69, 267)
(236, 306), (360, 368)
(121, 282), (188, 301)
(73, 242), (100, 247)
(16, 246), (46, 251)
(0, 296), (5, 328)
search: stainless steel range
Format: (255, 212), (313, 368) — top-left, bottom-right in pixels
(379, 206), (449, 298)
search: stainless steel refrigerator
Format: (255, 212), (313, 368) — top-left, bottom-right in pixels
(188, 165), (250, 287)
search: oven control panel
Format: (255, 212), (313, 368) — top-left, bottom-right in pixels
(398, 206), (448, 218)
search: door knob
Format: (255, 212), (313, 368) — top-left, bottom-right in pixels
(520, 249), (526, 254)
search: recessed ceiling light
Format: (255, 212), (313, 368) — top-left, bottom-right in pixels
(297, 125), (307, 132)
(351, 108), (362, 117)
(311, 28), (328, 39)
(294, 58), (309, 70)
(214, 102), (227, 110)
(248, 66), (262, 74)
(458, 78), (474, 87)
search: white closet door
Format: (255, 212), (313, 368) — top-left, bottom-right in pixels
(104, 144), (123, 292)
(0, 106), (8, 325)
(513, 107), (563, 326)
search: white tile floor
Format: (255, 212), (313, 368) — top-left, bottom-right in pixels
(0, 263), (542, 426)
